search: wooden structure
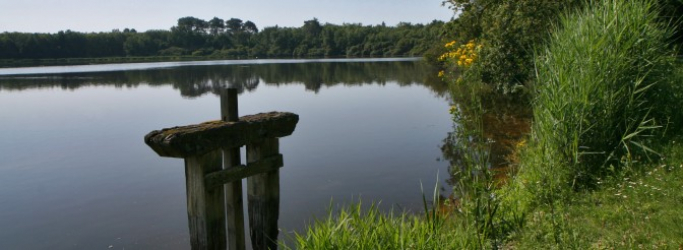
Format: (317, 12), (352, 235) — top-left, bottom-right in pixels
(144, 89), (299, 250)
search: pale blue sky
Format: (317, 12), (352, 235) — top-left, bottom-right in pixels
(0, 0), (454, 33)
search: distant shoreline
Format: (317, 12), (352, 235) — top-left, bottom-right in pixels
(0, 56), (422, 69)
(0, 57), (423, 76)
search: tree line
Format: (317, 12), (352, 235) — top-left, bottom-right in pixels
(0, 17), (445, 60)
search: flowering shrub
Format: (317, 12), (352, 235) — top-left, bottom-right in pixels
(438, 40), (482, 79)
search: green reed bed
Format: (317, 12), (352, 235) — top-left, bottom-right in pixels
(503, 0), (683, 246)
(510, 0), (681, 202)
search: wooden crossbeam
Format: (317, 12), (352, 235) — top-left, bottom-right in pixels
(204, 154), (283, 189)
(144, 112), (298, 158)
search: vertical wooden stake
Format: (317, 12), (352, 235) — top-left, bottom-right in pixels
(185, 151), (226, 250)
(221, 88), (246, 250)
(247, 138), (280, 250)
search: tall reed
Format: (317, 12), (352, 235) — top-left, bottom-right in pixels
(518, 0), (679, 200)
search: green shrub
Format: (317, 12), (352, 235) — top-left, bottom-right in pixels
(158, 46), (188, 56)
(191, 48), (214, 56)
(442, 0), (582, 89)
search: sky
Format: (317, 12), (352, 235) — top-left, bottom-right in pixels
(0, 0), (454, 33)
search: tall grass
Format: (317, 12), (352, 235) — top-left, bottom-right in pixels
(499, 1), (682, 245)
(283, 201), (479, 249)
(518, 0), (679, 194)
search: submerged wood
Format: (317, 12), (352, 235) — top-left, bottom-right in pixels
(144, 112), (298, 158)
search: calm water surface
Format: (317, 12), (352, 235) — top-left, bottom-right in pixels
(0, 59), (453, 249)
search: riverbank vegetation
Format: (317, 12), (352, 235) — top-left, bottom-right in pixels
(290, 0), (683, 248)
(0, 17), (443, 67)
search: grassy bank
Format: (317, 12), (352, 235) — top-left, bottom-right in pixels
(513, 140), (683, 248)
(287, 0), (683, 248)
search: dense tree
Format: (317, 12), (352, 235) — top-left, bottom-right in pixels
(0, 16), (445, 61)
(176, 17), (208, 33)
(170, 17), (209, 50)
(226, 18), (244, 34)
(243, 21), (258, 34)
(124, 34), (158, 56)
(208, 17), (225, 35)
(303, 18), (323, 38)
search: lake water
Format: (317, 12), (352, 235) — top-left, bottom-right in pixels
(0, 58), (454, 249)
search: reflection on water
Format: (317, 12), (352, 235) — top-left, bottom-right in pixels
(0, 59), (448, 97)
(441, 84), (532, 190)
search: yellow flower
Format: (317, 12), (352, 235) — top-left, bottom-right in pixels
(440, 39), (482, 69)
(438, 70), (445, 78)
(466, 42), (475, 50)
(516, 139), (527, 149)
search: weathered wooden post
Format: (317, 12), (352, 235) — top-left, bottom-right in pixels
(184, 150), (226, 250)
(247, 138), (280, 250)
(144, 90), (298, 250)
(220, 89), (246, 250)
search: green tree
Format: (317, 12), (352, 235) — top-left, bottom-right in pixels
(124, 34), (158, 56)
(171, 16), (208, 50)
(226, 18), (244, 34)
(208, 17), (225, 35)
(243, 21), (259, 34)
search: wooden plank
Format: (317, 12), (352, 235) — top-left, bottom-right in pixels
(247, 138), (280, 250)
(184, 151), (226, 250)
(221, 88), (246, 250)
(144, 112), (298, 158)
(205, 154), (283, 189)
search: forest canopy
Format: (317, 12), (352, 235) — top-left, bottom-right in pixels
(0, 17), (445, 60)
